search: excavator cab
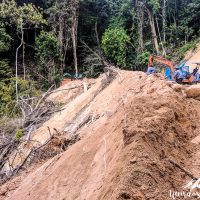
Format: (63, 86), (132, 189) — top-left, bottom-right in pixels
(180, 65), (190, 79)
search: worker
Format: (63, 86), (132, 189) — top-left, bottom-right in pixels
(173, 66), (184, 83)
(193, 66), (199, 83)
(194, 72), (200, 83)
(165, 66), (172, 80)
(146, 65), (157, 75)
(192, 66), (199, 76)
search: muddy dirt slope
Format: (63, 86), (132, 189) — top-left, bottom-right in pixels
(5, 71), (200, 200)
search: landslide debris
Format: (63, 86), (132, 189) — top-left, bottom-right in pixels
(2, 70), (200, 200)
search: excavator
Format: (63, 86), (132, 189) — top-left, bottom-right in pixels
(148, 54), (196, 84)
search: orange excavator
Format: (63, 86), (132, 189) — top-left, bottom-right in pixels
(148, 54), (195, 83)
(148, 54), (174, 73)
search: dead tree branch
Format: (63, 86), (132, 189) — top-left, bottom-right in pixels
(14, 129), (54, 175)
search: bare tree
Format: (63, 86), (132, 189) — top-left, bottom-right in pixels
(156, 17), (166, 56)
(135, 1), (160, 54)
(50, 0), (80, 77)
(146, 7), (159, 54)
(136, 5), (144, 51)
(15, 20), (24, 101)
(162, 0), (167, 43)
(70, 0), (79, 78)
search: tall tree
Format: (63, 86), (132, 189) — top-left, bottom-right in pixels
(70, 0), (79, 77)
(0, 0), (45, 100)
(134, 0), (160, 54)
(46, 0), (80, 77)
(162, 0), (167, 43)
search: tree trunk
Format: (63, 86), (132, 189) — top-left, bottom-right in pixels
(146, 8), (159, 54)
(63, 37), (70, 72)
(71, 24), (78, 78)
(71, 0), (79, 78)
(58, 16), (64, 71)
(95, 20), (106, 67)
(15, 21), (24, 101)
(156, 17), (166, 56)
(136, 6), (144, 51)
(162, 0), (167, 43)
(23, 41), (25, 80)
(52, 15), (57, 35)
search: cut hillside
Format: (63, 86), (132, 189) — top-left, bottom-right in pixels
(2, 70), (200, 200)
(185, 42), (200, 72)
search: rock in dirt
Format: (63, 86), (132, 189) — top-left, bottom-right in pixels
(184, 85), (200, 98)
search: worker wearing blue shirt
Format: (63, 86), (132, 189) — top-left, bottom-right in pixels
(173, 66), (184, 83)
(194, 71), (200, 83)
(147, 66), (157, 75)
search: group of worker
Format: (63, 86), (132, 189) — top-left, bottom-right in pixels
(146, 64), (200, 84)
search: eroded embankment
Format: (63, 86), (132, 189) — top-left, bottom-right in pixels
(2, 71), (200, 200)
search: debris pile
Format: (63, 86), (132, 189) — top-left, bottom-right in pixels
(1, 70), (200, 200)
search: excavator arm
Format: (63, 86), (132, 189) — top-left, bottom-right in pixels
(148, 54), (175, 72)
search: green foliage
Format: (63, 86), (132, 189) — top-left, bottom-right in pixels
(106, 0), (132, 17)
(178, 41), (198, 60)
(136, 51), (150, 69)
(179, 0), (200, 37)
(15, 129), (23, 141)
(17, 3), (46, 27)
(10, 78), (41, 97)
(0, 78), (40, 117)
(0, 60), (12, 79)
(35, 31), (61, 86)
(109, 17), (125, 29)
(0, 0), (46, 26)
(148, 0), (160, 13)
(102, 27), (130, 67)
(0, 81), (14, 116)
(0, 22), (12, 80)
(0, 0), (18, 24)
(35, 31), (60, 61)
(0, 23), (11, 52)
